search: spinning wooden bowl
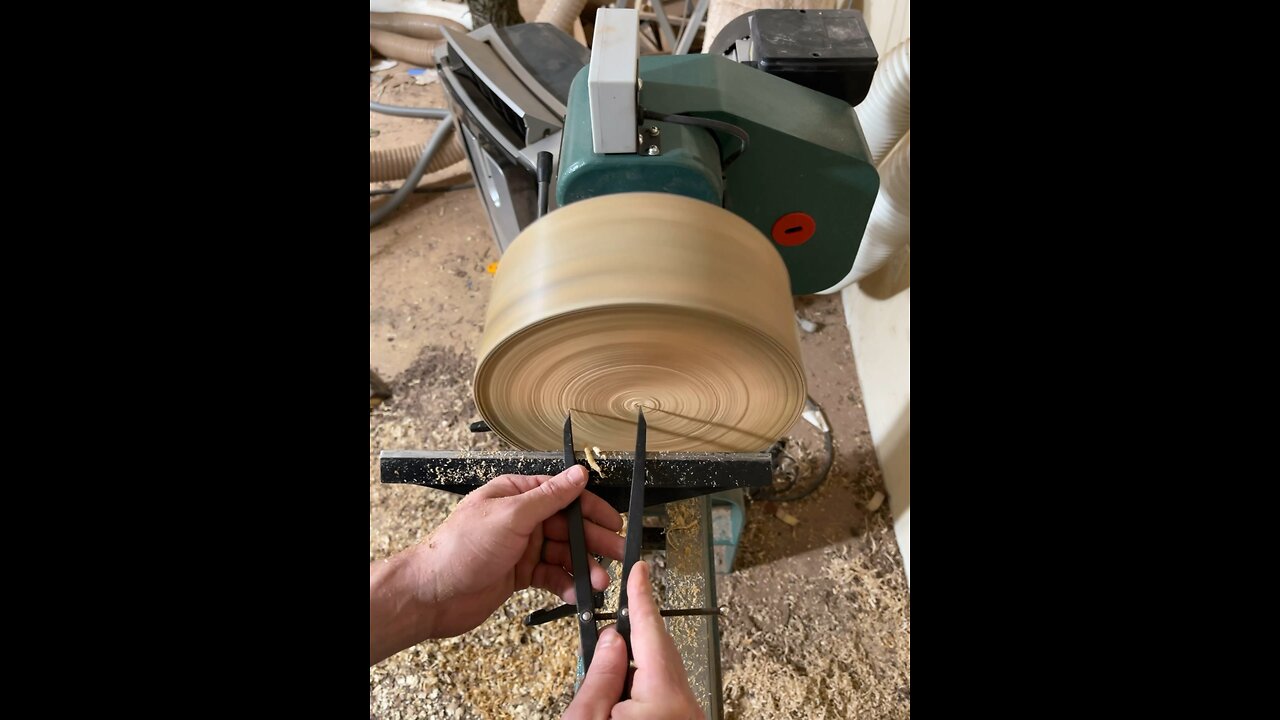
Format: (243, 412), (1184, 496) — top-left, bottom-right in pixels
(475, 192), (806, 452)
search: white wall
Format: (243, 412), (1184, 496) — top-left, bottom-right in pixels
(843, 0), (909, 584)
(842, 247), (909, 582)
(860, 0), (909, 57)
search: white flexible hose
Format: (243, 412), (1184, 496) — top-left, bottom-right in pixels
(369, 0), (473, 29)
(855, 37), (910, 165)
(818, 131), (909, 294)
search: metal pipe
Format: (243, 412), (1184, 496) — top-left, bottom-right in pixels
(649, 1), (677, 50)
(673, 0), (709, 54)
(637, 10), (704, 29)
(595, 608), (722, 620)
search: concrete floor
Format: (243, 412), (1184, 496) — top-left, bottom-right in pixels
(370, 72), (909, 719)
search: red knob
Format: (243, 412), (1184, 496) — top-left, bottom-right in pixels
(771, 212), (816, 246)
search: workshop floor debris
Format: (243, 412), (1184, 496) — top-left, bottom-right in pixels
(371, 77), (909, 720)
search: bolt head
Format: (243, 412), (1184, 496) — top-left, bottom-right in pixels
(620, 608), (629, 618)
(648, 125), (660, 136)
(580, 611), (593, 622)
(647, 145), (660, 156)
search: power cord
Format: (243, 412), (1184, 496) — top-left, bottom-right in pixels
(752, 396), (834, 502)
(370, 182), (475, 196)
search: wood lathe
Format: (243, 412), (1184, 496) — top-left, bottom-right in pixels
(379, 8), (878, 715)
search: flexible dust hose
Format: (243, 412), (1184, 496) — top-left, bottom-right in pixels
(534, 0), (587, 34)
(370, 115), (455, 227)
(855, 38), (910, 165)
(818, 131), (910, 294)
(370, 28), (444, 66)
(369, 101), (467, 182)
(370, 12), (468, 40)
(369, 0), (474, 29)
(371, 137), (466, 182)
(370, 103), (455, 227)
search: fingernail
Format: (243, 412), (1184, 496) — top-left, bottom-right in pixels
(567, 464), (587, 484)
(597, 628), (618, 647)
(635, 560), (648, 581)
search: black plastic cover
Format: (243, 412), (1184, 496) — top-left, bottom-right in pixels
(708, 9), (878, 107)
(495, 23), (591, 106)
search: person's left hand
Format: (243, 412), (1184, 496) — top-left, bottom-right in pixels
(416, 464), (624, 637)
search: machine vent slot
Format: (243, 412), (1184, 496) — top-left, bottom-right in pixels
(450, 49), (527, 142)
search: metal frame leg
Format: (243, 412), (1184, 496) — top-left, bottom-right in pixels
(651, 0), (677, 51)
(673, 0), (710, 55)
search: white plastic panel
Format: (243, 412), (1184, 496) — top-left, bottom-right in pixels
(588, 8), (639, 154)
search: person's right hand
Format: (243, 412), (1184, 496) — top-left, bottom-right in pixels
(563, 560), (703, 720)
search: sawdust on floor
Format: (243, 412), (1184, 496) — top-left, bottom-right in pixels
(371, 350), (581, 719)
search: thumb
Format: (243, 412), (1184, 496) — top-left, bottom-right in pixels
(564, 626), (627, 719)
(625, 560), (684, 671)
(508, 464), (588, 532)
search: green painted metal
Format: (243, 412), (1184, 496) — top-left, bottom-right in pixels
(557, 72), (723, 207)
(556, 54), (879, 295)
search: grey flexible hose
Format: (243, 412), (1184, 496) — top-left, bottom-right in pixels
(369, 102), (465, 182)
(369, 101), (449, 120)
(369, 101), (455, 227)
(369, 117), (454, 227)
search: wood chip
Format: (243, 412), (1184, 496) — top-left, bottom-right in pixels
(584, 445), (605, 477)
(867, 490), (885, 512)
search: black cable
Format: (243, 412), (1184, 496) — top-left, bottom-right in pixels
(762, 440), (800, 497)
(369, 182), (475, 196)
(751, 398), (835, 503)
(768, 428), (834, 503)
(641, 110), (749, 170)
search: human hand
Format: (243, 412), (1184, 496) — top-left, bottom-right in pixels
(563, 560), (703, 720)
(371, 465), (625, 663)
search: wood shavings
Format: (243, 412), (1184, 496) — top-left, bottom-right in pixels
(584, 445), (605, 477)
(775, 509), (800, 526)
(866, 490), (885, 512)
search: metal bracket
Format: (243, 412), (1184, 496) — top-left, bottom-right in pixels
(638, 123), (662, 156)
